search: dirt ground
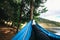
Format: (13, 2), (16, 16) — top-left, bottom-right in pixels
(0, 25), (17, 40)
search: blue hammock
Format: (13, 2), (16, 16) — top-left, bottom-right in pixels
(12, 20), (60, 40)
(12, 20), (32, 40)
(35, 23), (60, 40)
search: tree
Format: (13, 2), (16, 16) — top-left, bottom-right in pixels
(0, 0), (48, 33)
(24, 0), (48, 20)
(0, 0), (15, 21)
(0, 0), (19, 27)
(15, 0), (48, 32)
(7, 0), (26, 32)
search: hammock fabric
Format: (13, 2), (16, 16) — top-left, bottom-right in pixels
(12, 20), (60, 40)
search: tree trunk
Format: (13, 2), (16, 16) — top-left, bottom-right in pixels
(30, 0), (34, 20)
(16, 0), (25, 33)
(16, 13), (21, 33)
(16, 6), (22, 33)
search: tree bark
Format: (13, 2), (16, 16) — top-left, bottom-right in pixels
(30, 0), (34, 20)
(16, 6), (22, 33)
(16, 12), (21, 33)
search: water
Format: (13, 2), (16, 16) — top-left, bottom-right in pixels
(47, 27), (60, 35)
(53, 30), (60, 35)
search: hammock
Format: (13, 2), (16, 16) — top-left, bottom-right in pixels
(34, 23), (60, 40)
(12, 21), (32, 40)
(12, 20), (60, 40)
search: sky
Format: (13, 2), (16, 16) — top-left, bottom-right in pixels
(40, 0), (60, 22)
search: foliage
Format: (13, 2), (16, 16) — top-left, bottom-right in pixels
(23, 0), (48, 21)
(0, 0), (48, 31)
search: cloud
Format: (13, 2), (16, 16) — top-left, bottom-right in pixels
(45, 0), (60, 10)
(40, 10), (60, 22)
(40, 0), (60, 22)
